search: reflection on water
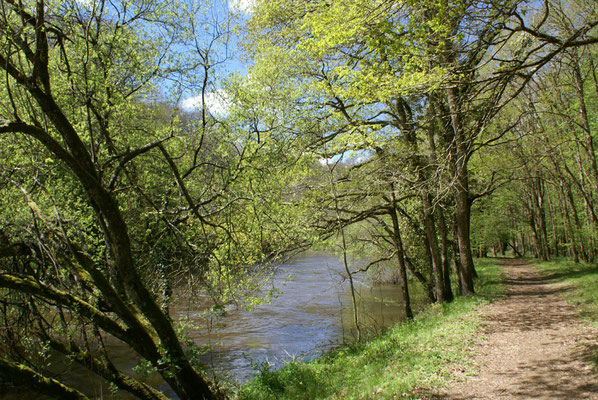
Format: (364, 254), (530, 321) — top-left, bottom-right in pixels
(173, 252), (413, 385)
(0, 252), (420, 399)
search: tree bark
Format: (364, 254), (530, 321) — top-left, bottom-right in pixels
(446, 85), (475, 295)
(389, 188), (414, 319)
(0, 358), (88, 400)
(436, 207), (454, 301)
(422, 194), (447, 302)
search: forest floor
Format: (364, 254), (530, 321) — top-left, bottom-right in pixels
(434, 258), (598, 399)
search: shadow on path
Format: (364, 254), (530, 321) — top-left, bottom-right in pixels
(433, 259), (598, 399)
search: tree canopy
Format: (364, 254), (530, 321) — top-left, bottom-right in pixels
(0, 0), (598, 398)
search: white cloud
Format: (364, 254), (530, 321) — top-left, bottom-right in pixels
(318, 154), (342, 166)
(229, 0), (254, 14)
(179, 90), (231, 116)
(318, 151), (370, 166)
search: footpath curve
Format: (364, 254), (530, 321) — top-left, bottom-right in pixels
(436, 258), (598, 399)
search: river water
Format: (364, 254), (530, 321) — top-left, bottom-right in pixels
(0, 252), (418, 399)
(178, 252), (412, 383)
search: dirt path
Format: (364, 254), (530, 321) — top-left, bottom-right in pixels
(436, 259), (598, 399)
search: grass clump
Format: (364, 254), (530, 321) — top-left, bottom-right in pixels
(237, 260), (505, 400)
(534, 258), (598, 323)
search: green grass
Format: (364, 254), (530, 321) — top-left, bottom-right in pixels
(533, 258), (598, 323)
(236, 260), (505, 400)
(533, 258), (598, 369)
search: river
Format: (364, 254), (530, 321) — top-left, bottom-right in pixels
(176, 251), (415, 384)
(0, 252), (423, 399)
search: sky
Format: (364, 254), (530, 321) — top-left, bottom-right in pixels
(179, 89), (232, 115)
(177, 0), (254, 114)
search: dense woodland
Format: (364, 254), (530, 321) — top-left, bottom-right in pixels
(0, 0), (597, 398)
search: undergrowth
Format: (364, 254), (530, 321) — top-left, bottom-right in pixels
(236, 259), (505, 400)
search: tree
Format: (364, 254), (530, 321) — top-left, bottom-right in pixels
(0, 0), (310, 398)
(246, 0), (598, 293)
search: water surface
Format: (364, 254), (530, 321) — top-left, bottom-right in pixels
(0, 252), (417, 398)
(177, 252), (412, 384)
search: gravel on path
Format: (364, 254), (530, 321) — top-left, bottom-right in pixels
(435, 258), (598, 399)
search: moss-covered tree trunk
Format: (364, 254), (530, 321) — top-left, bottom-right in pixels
(0, 1), (217, 398)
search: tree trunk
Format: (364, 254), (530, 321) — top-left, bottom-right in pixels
(565, 181), (588, 262)
(455, 177), (475, 294)
(446, 85), (475, 295)
(528, 202), (542, 259)
(452, 217), (464, 296)
(426, 116), (453, 301)
(436, 207), (454, 301)
(389, 190), (414, 319)
(0, 358), (88, 400)
(546, 190), (560, 257)
(557, 184), (579, 263)
(422, 195), (448, 302)
(534, 177), (551, 261)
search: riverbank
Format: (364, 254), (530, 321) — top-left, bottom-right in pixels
(236, 259), (505, 400)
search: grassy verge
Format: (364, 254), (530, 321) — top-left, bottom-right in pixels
(236, 259), (505, 400)
(533, 258), (598, 369)
(533, 258), (598, 323)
